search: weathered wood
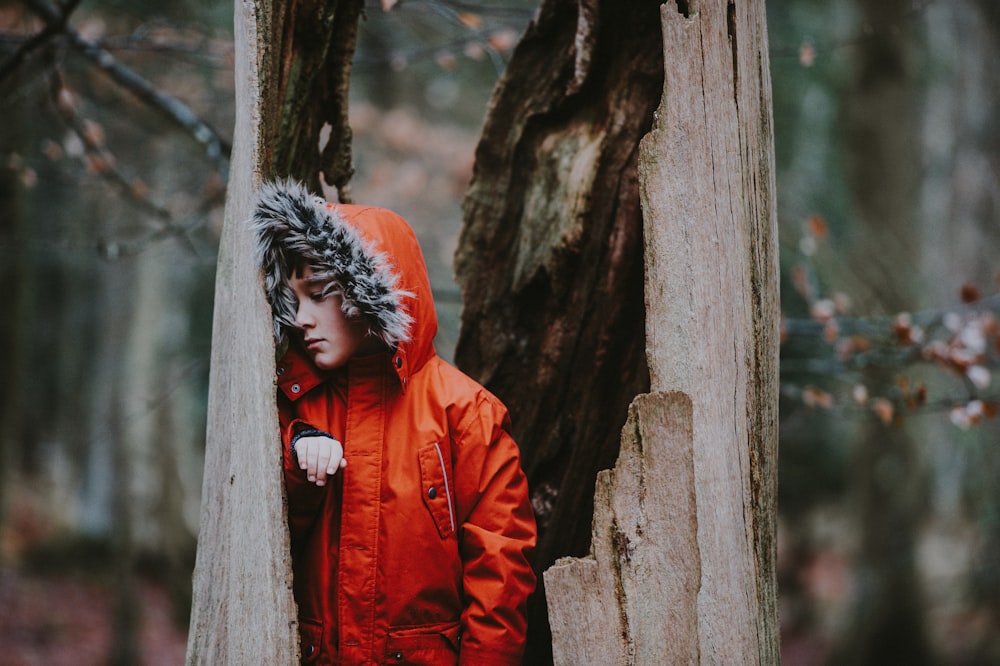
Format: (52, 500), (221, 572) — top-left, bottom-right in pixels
(452, 2), (663, 656)
(267, 0), (364, 198)
(544, 0), (780, 662)
(639, 0), (779, 661)
(185, 3), (298, 662)
(546, 392), (699, 665)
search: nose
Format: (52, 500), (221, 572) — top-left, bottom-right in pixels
(294, 300), (313, 329)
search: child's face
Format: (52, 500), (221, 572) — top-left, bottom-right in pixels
(289, 267), (382, 370)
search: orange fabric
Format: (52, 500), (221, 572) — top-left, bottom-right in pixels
(275, 205), (537, 665)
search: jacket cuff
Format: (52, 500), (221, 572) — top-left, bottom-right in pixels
(290, 427), (333, 457)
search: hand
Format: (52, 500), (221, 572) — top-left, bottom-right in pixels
(295, 435), (347, 486)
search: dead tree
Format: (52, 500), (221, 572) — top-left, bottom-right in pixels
(457, 0), (778, 663)
(186, 1), (362, 662)
(456, 0), (778, 663)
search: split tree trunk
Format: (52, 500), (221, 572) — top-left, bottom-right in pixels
(542, 1), (779, 663)
(186, 1), (362, 662)
(456, 0), (778, 663)
(453, 1), (663, 657)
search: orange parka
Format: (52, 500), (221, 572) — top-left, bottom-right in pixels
(254, 184), (536, 666)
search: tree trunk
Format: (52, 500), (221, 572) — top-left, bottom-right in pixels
(185, 2), (296, 661)
(833, 0), (930, 662)
(455, 0), (777, 661)
(542, 1), (779, 663)
(453, 0), (663, 657)
(186, 1), (362, 662)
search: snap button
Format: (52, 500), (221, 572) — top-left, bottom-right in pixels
(291, 383), (301, 393)
(428, 486), (437, 499)
(394, 355), (403, 368)
(394, 652), (403, 661)
(276, 366), (285, 376)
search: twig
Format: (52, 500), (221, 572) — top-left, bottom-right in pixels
(22, 0), (230, 174)
(0, 0), (80, 83)
(48, 69), (204, 257)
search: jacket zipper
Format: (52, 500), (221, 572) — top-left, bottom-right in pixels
(433, 442), (456, 533)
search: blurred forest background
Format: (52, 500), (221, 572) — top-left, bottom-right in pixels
(0, 0), (998, 664)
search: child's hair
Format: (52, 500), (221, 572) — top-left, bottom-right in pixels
(251, 179), (413, 347)
(285, 253), (360, 320)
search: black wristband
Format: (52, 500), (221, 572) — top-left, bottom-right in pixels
(290, 427), (333, 456)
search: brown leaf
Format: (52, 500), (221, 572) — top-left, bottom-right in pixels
(872, 398), (894, 425)
(799, 42), (816, 67)
(960, 283), (980, 304)
(457, 12), (483, 29)
(486, 29), (517, 53)
(806, 213), (828, 238)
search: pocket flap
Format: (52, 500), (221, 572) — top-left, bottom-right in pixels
(417, 442), (456, 539)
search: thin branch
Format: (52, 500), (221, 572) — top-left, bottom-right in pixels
(22, 0), (230, 174)
(0, 0), (80, 83)
(48, 69), (205, 258)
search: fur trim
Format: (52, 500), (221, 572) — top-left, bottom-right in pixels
(251, 179), (413, 347)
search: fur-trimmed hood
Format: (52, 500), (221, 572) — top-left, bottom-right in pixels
(251, 180), (438, 371)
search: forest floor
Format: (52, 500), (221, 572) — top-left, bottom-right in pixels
(0, 567), (187, 666)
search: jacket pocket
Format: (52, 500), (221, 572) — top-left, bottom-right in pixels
(385, 621), (461, 665)
(417, 442), (456, 539)
(298, 619), (323, 664)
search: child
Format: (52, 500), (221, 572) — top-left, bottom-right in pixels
(252, 180), (537, 665)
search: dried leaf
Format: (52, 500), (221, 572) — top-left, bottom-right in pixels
(799, 41), (816, 67)
(42, 139), (64, 161)
(872, 398), (894, 425)
(803, 386), (834, 410)
(983, 401), (999, 420)
(893, 312), (914, 345)
(434, 50), (457, 71)
(457, 12), (483, 29)
(82, 119), (106, 148)
(806, 214), (828, 238)
(486, 29), (517, 53)
(823, 318), (839, 344)
(811, 298), (835, 323)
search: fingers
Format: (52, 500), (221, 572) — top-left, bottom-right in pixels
(315, 445), (332, 486)
(295, 436), (345, 486)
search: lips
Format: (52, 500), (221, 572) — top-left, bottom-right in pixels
(304, 338), (324, 351)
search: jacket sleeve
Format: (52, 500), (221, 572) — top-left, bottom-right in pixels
(451, 392), (537, 666)
(277, 408), (329, 546)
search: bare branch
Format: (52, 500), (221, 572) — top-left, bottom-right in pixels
(22, 0), (230, 173)
(48, 69), (209, 257)
(0, 0), (80, 83)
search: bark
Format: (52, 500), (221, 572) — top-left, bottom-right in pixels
(453, 1), (663, 656)
(456, 2), (778, 663)
(266, 0), (364, 199)
(186, 0), (361, 661)
(545, 392), (700, 664)
(542, 0), (780, 662)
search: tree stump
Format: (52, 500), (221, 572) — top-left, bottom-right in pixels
(545, 392), (700, 664)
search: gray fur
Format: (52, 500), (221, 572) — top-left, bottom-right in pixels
(250, 179), (413, 347)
